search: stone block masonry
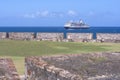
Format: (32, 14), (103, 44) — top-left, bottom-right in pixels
(36, 33), (64, 41)
(1, 32), (120, 43)
(67, 33), (93, 42)
(9, 32), (34, 40)
(0, 32), (6, 39)
(25, 57), (82, 80)
(0, 58), (20, 80)
(97, 33), (120, 42)
(25, 52), (120, 80)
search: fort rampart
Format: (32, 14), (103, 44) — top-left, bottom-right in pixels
(97, 33), (120, 42)
(67, 33), (92, 42)
(25, 57), (82, 80)
(9, 32), (34, 40)
(0, 58), (20, 80)
(36, 33), (64, 41)
(25, 52), (120, 80)
(0, 32), (120, 42)
(0, 32), (6, 39)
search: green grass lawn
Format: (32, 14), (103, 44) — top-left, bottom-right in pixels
(0, 40), (120, 75)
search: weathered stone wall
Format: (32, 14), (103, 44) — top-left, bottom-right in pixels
(1, 32), (120, 42)
(9, 32), (34, 40)
(97, 33), (120, 42)
(25, 52), (120, 80)
(67, 33), (93, 42)
(0, 32), (6, 39)
(25, 57), (82, 80)
(0, 58), (20, 80)
(36, 33), (64, 41)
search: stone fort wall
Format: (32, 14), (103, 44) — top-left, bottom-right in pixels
(0, 32), (6, 39)
(67, 33), (93, 42)
(25, 57), (81, 80)
(97, 33), (120, 42)
(9, 32), (34, 40)
(0, 58), (20, 80)
(25, 52), (120, 80)
(36, 33), (64, 41)
(0, 32), (120, 42)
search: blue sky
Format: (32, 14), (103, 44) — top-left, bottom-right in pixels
(0, 0), (120, 26)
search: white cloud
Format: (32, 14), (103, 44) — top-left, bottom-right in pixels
(23, 10), (78, 18)
(50, 12), (64, 17)
(88, 11), (95, 16)
(59, 13), (64, 17)
(40, 11), (49, 17)
(67, 10), (77, 16)
(23, 14), (35, 18)
(36, 11), (41, 16)
(23, 11), (49, 18)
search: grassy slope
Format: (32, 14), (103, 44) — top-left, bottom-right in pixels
(0, 40), (120, 74)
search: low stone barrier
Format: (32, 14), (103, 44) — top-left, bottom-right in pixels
(67, 33), (93, 42)
(0, 58), (20, 80)
(36, 33), (64, 41)
(97, 33), (120, 43)
(1, 32), (120, 43)
(25, 52), (120, 80)
(0, 32), (6, 39)
(9, 32), (34, 40)
(25, 57), (82, 80)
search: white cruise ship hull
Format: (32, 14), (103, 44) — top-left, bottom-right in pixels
(64, 25), (89, 29)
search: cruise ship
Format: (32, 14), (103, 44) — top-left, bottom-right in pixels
(64, 19), (89, 29)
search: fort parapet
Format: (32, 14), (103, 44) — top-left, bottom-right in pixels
(36, 33), (64, 41)
(67, 33), (93, 42)
(97, 33), (120, 42)
(9, 32), (34, 40)
(0, 58), (20, 80)
(0, 32), (6, 39)
(0, 32), (120, 43)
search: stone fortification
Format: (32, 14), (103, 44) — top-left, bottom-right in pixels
(9, 32), (34, 40)
(25, 57), (82, 80)
(25, 52), (120, 80)
(1, 32), (120, 43)
(0, 58), (20, 80)
(67, 33), (93, 42)
(0, 32), (6, 39)
(97, 33), (120, 42)
(36, 33), (64, 41)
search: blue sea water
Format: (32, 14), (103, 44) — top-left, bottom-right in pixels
(0, 26), (120, 39)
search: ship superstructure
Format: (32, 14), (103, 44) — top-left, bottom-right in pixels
(64, 19), (89, 29)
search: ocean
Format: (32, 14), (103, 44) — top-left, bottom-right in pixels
(0, 26), (120, 39)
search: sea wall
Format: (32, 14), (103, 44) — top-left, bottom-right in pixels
(97, 33), (120, 42)
(25, 52), (120, 80)
(0, 32), (120, 43)
(0, 32), (6, 39)
(36, 33), (64, 41)
(0, 58), (20, 80)
(9, 32), (34, 40)
(67, 33), (93, 42)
